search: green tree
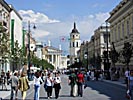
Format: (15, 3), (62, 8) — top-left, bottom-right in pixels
(9, 40), (26, 72)
(95, 54), (102, 69)
(109, 42), (119, 67)
(30, 52), (54, 70)
(0, 30), (10, 69)
(120, 42), (133, 67)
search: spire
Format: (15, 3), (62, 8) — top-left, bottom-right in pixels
(71, 22), (79, 33)
(74, 22), (76, 29)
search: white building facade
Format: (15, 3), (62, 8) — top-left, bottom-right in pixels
(9, 5), (23, 47)
(107, 0), (133, 72)
(35, 42), (43, 59)
(43, 46), (62, 70)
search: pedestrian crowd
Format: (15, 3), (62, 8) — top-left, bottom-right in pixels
(0, 67), (105, 100)
(0, 68), (62, 100)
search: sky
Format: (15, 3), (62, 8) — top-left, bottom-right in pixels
(5, 0), (121, 55)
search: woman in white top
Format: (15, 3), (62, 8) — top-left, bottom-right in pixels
(33, 71), (43, 100)
(125, 67), (130, 89)
(53, 72), (61, 99)
(45, 73), (53, 99)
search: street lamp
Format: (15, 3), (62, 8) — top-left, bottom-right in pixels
(105, 21), (109, 71)
(27, 21), (36, 80)
(84, 52), (88, 70)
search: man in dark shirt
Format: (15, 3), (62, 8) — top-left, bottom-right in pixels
(68, 70), (77, 97)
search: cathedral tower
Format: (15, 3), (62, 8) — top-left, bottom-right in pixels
(69, 22), (81, 65)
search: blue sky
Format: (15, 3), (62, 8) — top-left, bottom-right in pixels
(5, 0), (121, 55)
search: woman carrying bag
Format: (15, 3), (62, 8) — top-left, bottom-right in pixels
(18, 72), (30, 100)
(53, 72), (61, 99)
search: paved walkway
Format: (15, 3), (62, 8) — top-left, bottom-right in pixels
(0, 76), (126, 99)
(0, 81), (33, 99)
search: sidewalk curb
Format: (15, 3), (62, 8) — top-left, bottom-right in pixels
(103, 79), (126, 87)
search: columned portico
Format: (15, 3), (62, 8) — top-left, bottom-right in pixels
(43, 46), (62, 70)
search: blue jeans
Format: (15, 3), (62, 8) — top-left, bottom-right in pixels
(10, 86), (18, 100)
(34, 84), (40, 100)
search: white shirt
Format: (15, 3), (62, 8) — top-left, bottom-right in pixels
(46, 77), (53, 86)
(125, 71), (130, 77)
(34, 76), (43, 86)
(54, 77), (61, 84)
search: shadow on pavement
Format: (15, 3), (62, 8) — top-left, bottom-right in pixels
(0, 89), (10, 91)
(39, 97), (48, 99)
(39, 95), (71, 99)
(85, 81), (126, 100)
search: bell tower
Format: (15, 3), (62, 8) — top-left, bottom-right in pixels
(69, 22), (81, 65)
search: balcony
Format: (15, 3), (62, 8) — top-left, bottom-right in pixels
(0, 21), (8, 32)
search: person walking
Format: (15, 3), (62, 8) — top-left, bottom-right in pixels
(1, 70), (7, 90)
(53, 72), (61, 99)
(6, 70), (10, 85)
(125, 67), (130, 90)
(9, 71), (19, 100)
(127, 70), (133, 100)
(68, 70), (78, 97)
(33, 71), (43, 100)
(86, 70), (91, 81)
(18, 72), (29, 100)
(44, 73), (53, 99)
(77, 70), (84, 97)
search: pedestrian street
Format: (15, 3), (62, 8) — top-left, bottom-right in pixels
(2, 74), (127, 100)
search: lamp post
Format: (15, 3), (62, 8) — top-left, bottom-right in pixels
(27, 21), (36, 80)
(105, 21), (109, 71)
(84, 52), (88, 70)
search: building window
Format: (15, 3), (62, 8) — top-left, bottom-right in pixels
(73, 35), (74, 39)
(127, 20), (130, 36)
(111, 29), (113, 42)
(76, 42), (78, 47)
(73, 42), (74, 47)
(122, 23), (124, 38)
(132, 16), (133, 34)
(118, 25), (120, 40)
(114, 28), (117, 41)
(104, 34), (107, 43)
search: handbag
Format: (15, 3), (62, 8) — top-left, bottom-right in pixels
(73, 84), (78, 97)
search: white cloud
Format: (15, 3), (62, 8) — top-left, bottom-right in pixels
(77, 12), (110, 41)
(19, 10), (60, 23)
(95, 12), (109, 22)
(19, 10), (109, 54)
(32, 29), (50, 40)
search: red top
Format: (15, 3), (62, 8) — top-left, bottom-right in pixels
(77, 73), (84, 83)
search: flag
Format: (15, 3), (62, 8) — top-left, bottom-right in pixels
(60, 36), (70, 42)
